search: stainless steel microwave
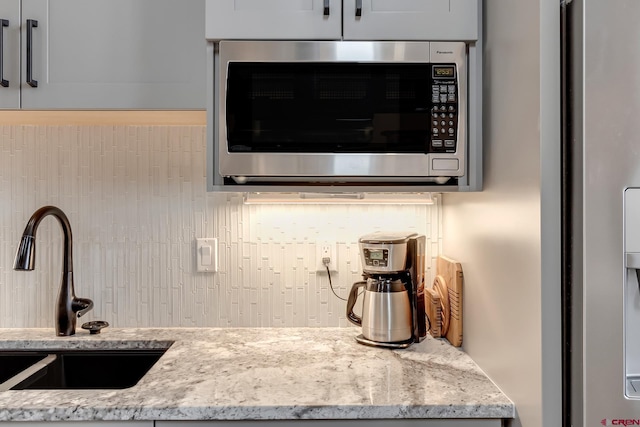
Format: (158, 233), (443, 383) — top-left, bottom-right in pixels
(209, 40), (479, 190)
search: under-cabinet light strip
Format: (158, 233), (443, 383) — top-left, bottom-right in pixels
(242, 192), (435, 205)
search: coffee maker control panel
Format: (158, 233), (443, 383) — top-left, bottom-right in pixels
(359, 232), (415, 273)
(360, 243), (408, 273)
(363, 248), (389, 268)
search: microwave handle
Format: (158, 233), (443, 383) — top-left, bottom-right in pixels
(323, 0), (330, 16)
(355, 0), (362, 17)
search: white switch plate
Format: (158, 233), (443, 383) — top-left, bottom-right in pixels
(316, 242), (338, 272)
(196, 238), (218, 273)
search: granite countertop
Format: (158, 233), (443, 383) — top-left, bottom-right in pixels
(0, 327), (514, 421)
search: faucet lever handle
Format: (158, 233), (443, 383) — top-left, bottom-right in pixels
(73, 297), (94, 318)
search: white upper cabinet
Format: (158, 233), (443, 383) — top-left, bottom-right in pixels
(206, 0), (342, 40)
(206, 0), (479, 41)
(342, 0), (479, 41)
(0, 0), (20, 109)
(1, 0), (206, 110)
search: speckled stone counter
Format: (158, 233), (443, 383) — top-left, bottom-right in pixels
(0, 327), (514, 421)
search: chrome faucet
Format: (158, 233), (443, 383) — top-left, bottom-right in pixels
(14, 206), (94, 336)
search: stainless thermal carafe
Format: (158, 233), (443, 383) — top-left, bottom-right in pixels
(346, 277), (413, 343)
(346, 231), (426, 348)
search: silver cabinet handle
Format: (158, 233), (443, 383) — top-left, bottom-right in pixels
(26, 19), (37, 88)
(0, 19), (8, 87)
(323, 0), (330, 16)
(355, 0), (362, 17)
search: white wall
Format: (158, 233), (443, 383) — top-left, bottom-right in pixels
(0, 123), (441, 328)
(442, 1), (561, 426)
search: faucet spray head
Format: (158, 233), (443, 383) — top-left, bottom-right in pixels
(14, 235), (36, 271)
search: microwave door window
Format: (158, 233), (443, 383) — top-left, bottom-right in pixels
(225, 62), (433, 154)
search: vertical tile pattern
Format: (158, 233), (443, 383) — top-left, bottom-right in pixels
(0, 125), (441, 328)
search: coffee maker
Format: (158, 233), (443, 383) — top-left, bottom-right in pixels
(346, 232), (427, 348)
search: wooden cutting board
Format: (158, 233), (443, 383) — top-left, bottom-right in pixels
(435, 255), (463, 347)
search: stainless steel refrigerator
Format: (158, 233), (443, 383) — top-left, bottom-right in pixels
(564, 1), (640, 425)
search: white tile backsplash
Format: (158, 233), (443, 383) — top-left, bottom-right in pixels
(0, 124), (441, 328)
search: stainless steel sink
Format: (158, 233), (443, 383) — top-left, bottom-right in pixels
(0, 347), (170, 390)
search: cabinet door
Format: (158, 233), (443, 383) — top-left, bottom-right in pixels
(205, 0), (341, 40)
(20, 0), (206, 110)
(1, 422), (153, 427)
(158, 420), (503, 427)
(0, 0), (20, 109)
(343, 0), (479, 41)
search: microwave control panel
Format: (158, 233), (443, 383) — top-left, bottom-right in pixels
(430, 64), (458, 153)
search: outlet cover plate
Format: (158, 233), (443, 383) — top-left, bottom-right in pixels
(196, 238), (218, 273)
(316, 242), (338, 272)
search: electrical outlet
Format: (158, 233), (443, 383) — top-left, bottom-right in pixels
(317, 242), (337, 272)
